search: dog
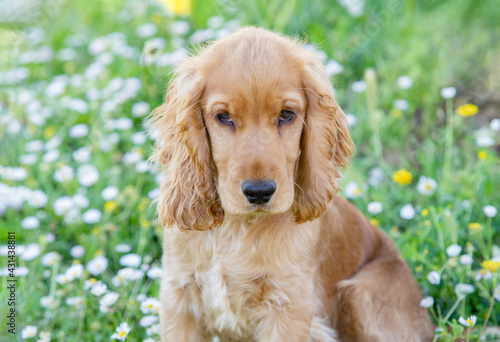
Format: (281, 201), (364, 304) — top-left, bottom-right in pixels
(151, 27), (434, 342)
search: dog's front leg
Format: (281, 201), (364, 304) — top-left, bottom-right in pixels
(254, 288), (314, 342)
(160, 283), (208, 342)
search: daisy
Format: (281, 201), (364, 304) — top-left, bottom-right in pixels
(120, 253), (142, 268)
(140, 298), (161, 314)
(400, 204), (415, 220)
(21, 326), (37, 339)
(367, 202), (383, 215)
(445, 244), (461, 258)
(41, 252), (60, 267)
(102, 186), (120, 200)
(21, 216), (40, 229)
(419, 296), (433, 308)
(87, 256), (108, 275)
(483, 205), (497, 218)
(53, 165), (74, 182)
(344, 181), (362, 199)
(82, 209), (101, 224)
(440, 87), (456, 99)
(416, 176), (437, 195)
(69, 124), (89, 138)
(397, 76), (413, 89)
(427, 271), (440, 285)
(90, 281), (107, 296)
(111, 323), (131, 341)
(77, 164), (100, 187)
(458, 315), (477, 327)
(70, 245), (85, 258)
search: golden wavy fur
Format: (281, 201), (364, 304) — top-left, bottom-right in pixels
(151, 27), (434, 341)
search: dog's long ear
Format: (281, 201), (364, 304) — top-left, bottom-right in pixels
(151, 59), (224, 231)
(292, 54), (354, 223)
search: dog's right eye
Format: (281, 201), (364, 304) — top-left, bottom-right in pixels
(217, 113), (234, 128)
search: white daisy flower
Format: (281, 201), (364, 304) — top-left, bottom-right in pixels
(367, 202), (383, 215)
(69, 123), (89, 138)
(458, 315), (477, 327)
(483, 205), (497, 218)
(90, 281), (108, 296)
(351, 80), (366, 93)
(140, 315), (158, 327)
(427, 271), (440, 285)
(21, 325), (37, 339)
(136, 23), (157, 38)
(345, 114), (357, 127)
(82, 209), (101, 224)
(73, 193), (89, 209)
(140, 298), (161, 314)
(53, 165), (74, 183)
(77, 164), (100, 187)
(20, 243), (42, 261)
(400, 204), (415, 220)
(41, 252), (60, 267)
(459, 255), (473, 265)
(417, 176), (437, 195)
(66, 296), (84, 309)
(446, 244), (462, 258)
(120, 253), (142, 268)
(397, 76), (413, 89)
(70, 245), (85, 258)
(147, 267), (163, 279)
(87, 255), (108, 275)
(21, 216), (40, 229)
(115, 243), (132, 253)
(344, 181), (362, 199)
(40, 296), (57, 308)
(73, 146), (91, 163)
(65, 264), (84, 281)
(111, 323), (131, 341)
(419, 296), (433, 308)
(440, 87), (456, 99)
(325, 60), (343, 76)
(455, 283), (475, 299)
(393, 99), (409, 111)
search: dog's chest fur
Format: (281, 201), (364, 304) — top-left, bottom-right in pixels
(167, 217), (311, 339)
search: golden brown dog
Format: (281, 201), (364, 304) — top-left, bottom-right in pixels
(152, 27), (434, 342)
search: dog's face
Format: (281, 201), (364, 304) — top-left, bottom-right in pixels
(201, 53), (306, 215)
(152, 28), (353, 231)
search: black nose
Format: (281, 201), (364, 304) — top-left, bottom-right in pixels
(241, 180), (276, 205)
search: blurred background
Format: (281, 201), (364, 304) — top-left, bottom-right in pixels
(0, 0), (499, 341)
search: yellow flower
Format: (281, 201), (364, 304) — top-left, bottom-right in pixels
(158, 0), (192, 15)
(423, 220), (431, 226)
(44, 126), (56, 138)
(92, 227), (100, 235)
(390, 109), (401, 118)
(392, 169), (412, 185)
(478, 151), (487, 160)
(369, 218), (379, 226)
(468, 222), (482, 231)
(456, 104), (478, 117)
(421, 208), (429, 217)
(104, 201), (117, 212)
(480, 260), (500, 272)
(141, 220), (151, 228)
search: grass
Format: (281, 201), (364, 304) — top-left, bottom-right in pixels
(0, 0), (499, 341)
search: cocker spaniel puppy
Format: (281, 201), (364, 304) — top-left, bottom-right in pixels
(152, 27), (434, 342)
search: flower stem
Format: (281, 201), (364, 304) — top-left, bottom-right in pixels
(443, 99), (453, 179)
(478, 275), (497, 339)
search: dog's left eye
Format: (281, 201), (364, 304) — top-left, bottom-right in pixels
(279, 110), (295, 124)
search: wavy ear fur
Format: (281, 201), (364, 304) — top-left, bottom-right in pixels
(151, 60), (224, 231)
(292, 55), (354, 223)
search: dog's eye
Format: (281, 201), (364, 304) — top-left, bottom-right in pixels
(217, 113), (234, 127)
(279, 110), (295, 124)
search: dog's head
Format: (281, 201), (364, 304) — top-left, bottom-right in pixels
(152, 27), (354, 231)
